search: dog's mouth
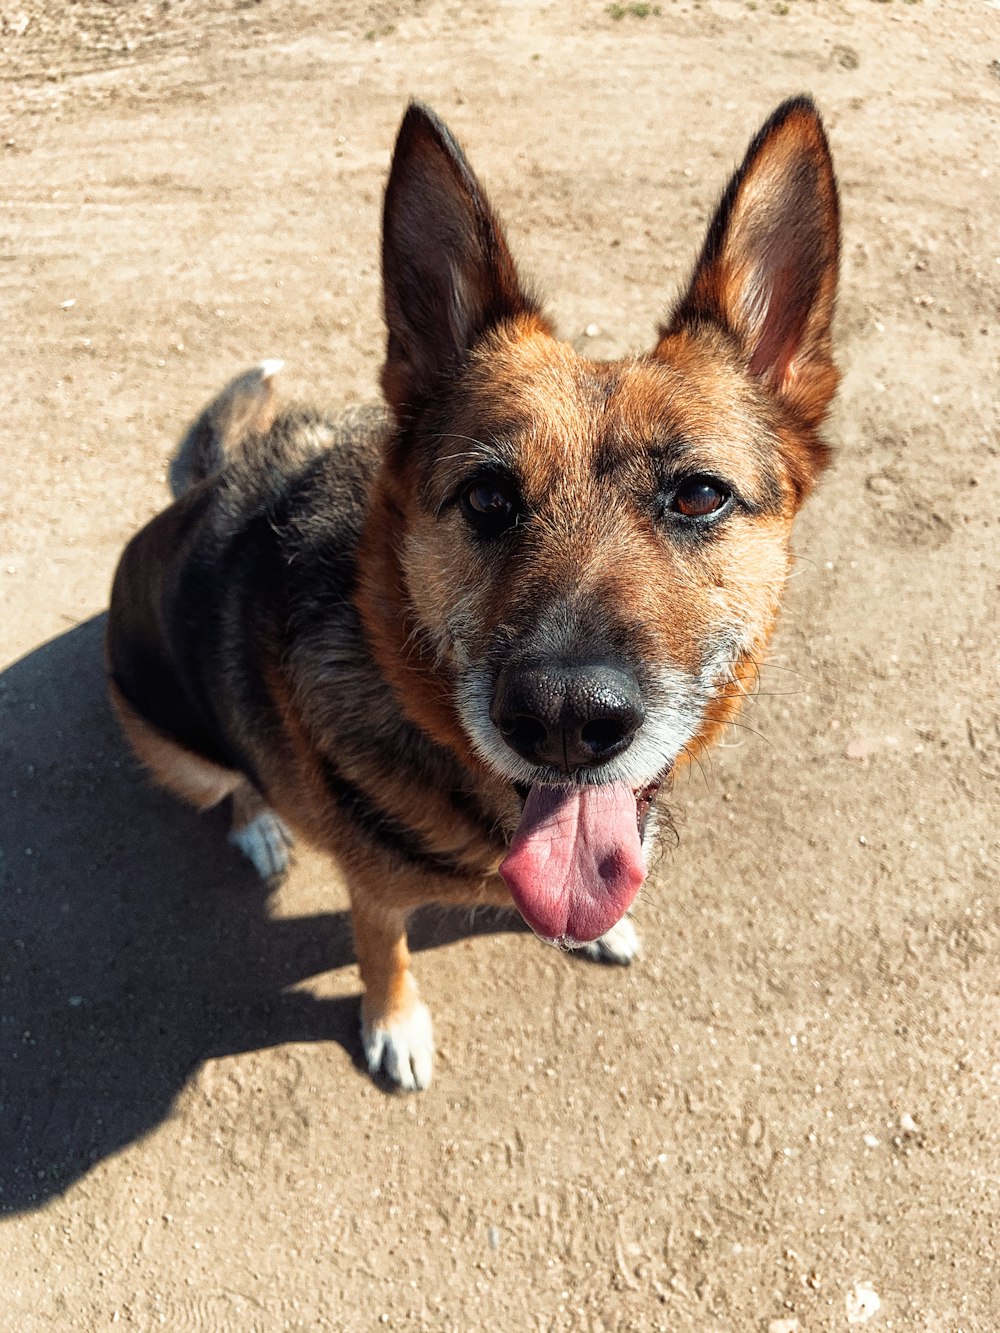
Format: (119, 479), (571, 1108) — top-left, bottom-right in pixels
(501, 773), (665, 947)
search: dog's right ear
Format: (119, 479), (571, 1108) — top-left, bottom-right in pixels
(380, 103), (541, 422)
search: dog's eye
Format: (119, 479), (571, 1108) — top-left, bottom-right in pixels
(461, 477), (519, 535)
(670, 476), (731, 520)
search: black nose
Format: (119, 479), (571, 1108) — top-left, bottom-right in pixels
(490, 663), (645, 770)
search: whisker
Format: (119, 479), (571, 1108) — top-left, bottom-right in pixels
(788, 549), (820, 574)
(718, 717), (772, 747)
(751, 661), (810, 679)
(431, 431), (493, 449)
(679, 743), (712, 788)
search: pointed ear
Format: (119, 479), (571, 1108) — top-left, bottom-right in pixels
(380, 103), (542, 422)
(664, 97), (840, 426)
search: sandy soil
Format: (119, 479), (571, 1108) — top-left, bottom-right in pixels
(1, 1), (998, 1329)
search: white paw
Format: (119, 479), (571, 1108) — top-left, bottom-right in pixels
(228, 809), (294, 880)
(578, 916), (639, 965)
(362, 1000), (434, 1092)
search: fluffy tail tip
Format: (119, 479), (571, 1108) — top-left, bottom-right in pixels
(168, 358), (285, 499)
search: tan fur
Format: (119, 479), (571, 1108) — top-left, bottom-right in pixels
(109, 681), (242, 811)
(230, 779), (272, 833)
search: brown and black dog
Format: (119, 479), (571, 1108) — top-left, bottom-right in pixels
(107, 98), (839, 1090)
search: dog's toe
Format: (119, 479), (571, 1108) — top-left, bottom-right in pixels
(362, 1001), (434, 1092)
(579, 916), (639, 965)
(228, 809), (294, 880)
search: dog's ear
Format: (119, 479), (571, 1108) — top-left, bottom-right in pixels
(663, 97), (840, 427)
(380, 102), (541, 422)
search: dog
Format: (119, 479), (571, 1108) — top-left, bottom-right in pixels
(107, 98), (840, 1090)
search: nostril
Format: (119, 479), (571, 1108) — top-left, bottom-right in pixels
(502, 714), (548, 755)
(580, 717), (628, 755)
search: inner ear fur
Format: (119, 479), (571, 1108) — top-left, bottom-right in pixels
(380, 102), (543, 422)
(662, 96), (841, 429)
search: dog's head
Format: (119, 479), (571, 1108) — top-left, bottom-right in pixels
(360, 100), (839, 945)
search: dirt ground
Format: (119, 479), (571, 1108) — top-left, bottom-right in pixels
(1, 0), (997, 1329)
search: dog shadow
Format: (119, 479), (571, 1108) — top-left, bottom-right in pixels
(0, 614), (524, 1215)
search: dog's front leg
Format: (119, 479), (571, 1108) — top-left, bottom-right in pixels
(351, 898), (434, 1091)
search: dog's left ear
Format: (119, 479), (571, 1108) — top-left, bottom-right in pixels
(380, 103), (542, 422)
(663, 97), (840, 428)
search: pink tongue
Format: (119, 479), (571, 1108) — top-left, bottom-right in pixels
(499, 782), (646, 943)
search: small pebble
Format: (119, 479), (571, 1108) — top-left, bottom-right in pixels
(845, 736), (878, 760)
(846, 1281), (881, 1324)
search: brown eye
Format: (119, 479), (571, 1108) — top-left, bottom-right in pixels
(466, 481), (513, 515)
(460, 475), (520, 536)
(671, 476), (731, 519)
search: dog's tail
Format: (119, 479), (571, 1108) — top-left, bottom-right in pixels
(168, 359), (283, 499)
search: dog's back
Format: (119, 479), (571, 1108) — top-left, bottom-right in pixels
(107, 369), (389, 815)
